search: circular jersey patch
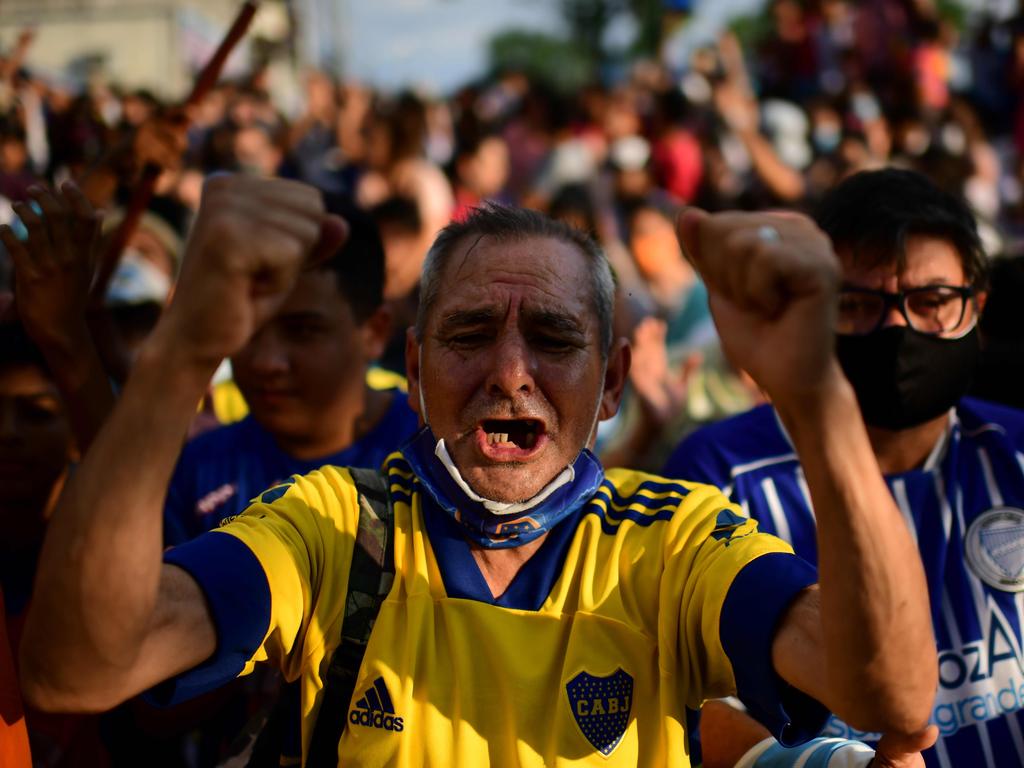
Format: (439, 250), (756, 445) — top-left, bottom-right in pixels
(965, 507), (1024, 592)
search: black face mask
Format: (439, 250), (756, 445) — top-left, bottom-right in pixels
(835, 325), (980, 431)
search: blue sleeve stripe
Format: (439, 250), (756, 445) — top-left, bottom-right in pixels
(719, 552), (828, 746)
(145, 532), (272, 706)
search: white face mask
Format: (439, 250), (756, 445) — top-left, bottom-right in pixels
(105, 249), (172, 306)
(414, 344), (608, 515)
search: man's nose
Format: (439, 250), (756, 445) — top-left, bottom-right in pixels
(881, 302), (909, 329)
(486, 332), (536, 398)
(244, 332), (290, 374)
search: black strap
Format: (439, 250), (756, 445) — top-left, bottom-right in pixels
(305, 467), (394, 768)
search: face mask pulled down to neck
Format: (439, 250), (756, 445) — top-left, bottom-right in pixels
(835, 324), (980, 431)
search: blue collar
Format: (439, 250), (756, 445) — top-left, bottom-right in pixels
(400, 426), (604, 549)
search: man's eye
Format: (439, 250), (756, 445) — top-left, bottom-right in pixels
(448, 332), (491, 347)
(283, 324), (323, 341)
(16, 400), (62, 425)
(533, 335), (577, 353)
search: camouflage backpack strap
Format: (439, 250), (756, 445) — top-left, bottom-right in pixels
(306, 466), (395, 768)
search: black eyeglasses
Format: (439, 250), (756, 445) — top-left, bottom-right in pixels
(837, 285), (976, 336)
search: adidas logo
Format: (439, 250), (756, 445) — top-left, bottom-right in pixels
(349, 677), (405, 732)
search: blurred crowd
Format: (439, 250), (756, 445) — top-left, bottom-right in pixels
(2, 0), (1024, 765)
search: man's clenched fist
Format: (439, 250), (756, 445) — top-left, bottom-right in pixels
(675, 209), (841, 412)
(154, 174), (347, 371)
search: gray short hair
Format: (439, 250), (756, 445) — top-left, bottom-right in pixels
(414, 204), (615, 356)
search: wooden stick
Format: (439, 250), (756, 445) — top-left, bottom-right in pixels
(91, 1), (259, 302)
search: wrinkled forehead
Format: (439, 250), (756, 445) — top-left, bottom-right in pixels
(431, 234), (597, 322)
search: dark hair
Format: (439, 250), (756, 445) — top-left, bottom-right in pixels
(414, 204), (615, 356)
(548, 184), (598, 236)
(320, 194), (386, 323)
(0, 322), (51, 376)
(370, 195), (422, 237)
(814, 167), (987, 289)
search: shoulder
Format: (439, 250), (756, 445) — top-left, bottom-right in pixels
(337, 391), (419, 467)
(223, 463), (364, 536)
(958, 397), (1024, 448)
(179, 416), (262, 462)
(590, 468), (743, 538)
(662, 405), (790, 485)
(380, 389), (420, 435)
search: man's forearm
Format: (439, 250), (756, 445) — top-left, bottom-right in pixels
(774, 364), (936, 734)
(21, 328), (213, 704)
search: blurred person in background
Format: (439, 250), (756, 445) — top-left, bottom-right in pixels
(450, 127), (510, 222)
(356, 91), (453, 242)
(0, 324), (110, 768)
(371, 194), (428, 377)
(0, 181), (114, 766)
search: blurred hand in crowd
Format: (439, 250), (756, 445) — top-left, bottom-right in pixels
(1, 181), (100, 359)
(628, 316), (702, 427)
(133, 109), (190, 174)
(0, 181), (116, 449)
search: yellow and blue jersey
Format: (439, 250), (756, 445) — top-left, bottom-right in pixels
(665, 397), (1024, 768)
(157, 455), (823, 766)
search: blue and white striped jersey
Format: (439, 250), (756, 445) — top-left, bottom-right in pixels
(663, 397), (1024, 768)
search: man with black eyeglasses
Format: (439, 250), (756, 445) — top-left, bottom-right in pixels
(665, 168), (1024, 768)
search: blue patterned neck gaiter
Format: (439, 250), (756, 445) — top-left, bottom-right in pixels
(400, 426), (605, 549)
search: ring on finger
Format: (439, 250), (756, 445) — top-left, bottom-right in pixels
(756, 224), (781, 244)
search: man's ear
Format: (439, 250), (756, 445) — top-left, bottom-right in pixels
(405, 327), (424, 421)
(359, 305), (393, 362)
(598, 338), (631, 421)
(976, 289), (988, 317)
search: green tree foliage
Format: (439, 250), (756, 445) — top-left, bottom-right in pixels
(487, 0), (674, 90)
(487, 29), (593, 92)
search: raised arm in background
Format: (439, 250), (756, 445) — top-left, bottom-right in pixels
(0, 182), (114, 450)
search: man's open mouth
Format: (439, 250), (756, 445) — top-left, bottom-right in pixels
(481, 418), (544, 450)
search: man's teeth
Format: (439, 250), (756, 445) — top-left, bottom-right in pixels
(485, 430), (539, 448)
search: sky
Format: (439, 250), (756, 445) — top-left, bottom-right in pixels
(335, 0), (1015, 94)
(343, 0), (561, 93)
(341, 0), (762, 94)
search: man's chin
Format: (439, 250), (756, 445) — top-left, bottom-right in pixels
(459, 463), (557, 505)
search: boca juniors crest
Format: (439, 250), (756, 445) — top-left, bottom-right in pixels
(966, 507), (1024, 592)
(566, 668), (633, 756)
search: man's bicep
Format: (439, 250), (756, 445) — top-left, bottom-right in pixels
(120, 564), (219, 698)
(770, 584), (828, 707)
(142, 528), (281, 706)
